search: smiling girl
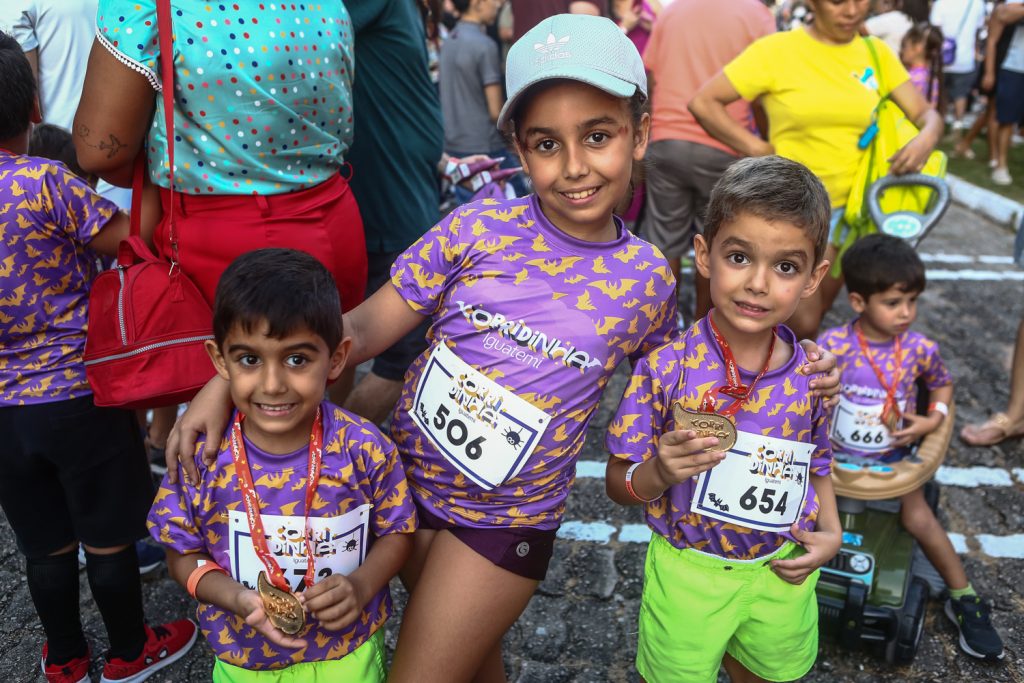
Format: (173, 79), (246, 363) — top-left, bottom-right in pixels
(167, 14), (839, 682)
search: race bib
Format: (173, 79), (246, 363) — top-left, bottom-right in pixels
(830, 397), (898, 453)
(227, 505), (370, 592)
(693, 431), (814, 532)
(411, 343), (551, 490)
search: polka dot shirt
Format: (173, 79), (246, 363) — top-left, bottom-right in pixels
(97, 1), (354, 195)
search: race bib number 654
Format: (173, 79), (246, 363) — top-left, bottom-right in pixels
(411, 343), (551, 490)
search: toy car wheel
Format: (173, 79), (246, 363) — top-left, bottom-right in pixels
(891, 577), (929, 664)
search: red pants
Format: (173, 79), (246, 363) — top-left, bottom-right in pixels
(155, 173), (367, 311)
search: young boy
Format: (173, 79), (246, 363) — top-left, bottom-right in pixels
(818, 233), (1004, 661)
(0, 32), (197, 683)
(605, 156), (841, 683)
(148, 248), (417, 681)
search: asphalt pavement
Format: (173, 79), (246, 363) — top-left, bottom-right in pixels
(2, 203), (1022, 682)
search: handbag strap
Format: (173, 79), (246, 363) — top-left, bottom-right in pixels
(952, 0), (975, 43)
(155, 0), (179, 260)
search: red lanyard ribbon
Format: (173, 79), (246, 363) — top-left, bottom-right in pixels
(700, 312), (777, 417)
(230, 407), (323, 592)
(854, 321), (904, 424)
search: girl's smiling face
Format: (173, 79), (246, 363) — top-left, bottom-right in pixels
(513, 80), (650, 242)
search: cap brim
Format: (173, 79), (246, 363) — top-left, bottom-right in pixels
(496, 65), (638, 134)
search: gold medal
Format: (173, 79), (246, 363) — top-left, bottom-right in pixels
(257, 571), (305, 635)
(881, 406), (901, 434)
(673, 403), (738, 452)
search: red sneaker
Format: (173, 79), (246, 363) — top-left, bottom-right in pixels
(99, 620), (198, 683)
(40, 643), (90, 683)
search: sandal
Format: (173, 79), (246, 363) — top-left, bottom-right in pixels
(960, 412), (1024, 447)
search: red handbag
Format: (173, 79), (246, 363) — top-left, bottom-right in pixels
(84, 0), (215, 408)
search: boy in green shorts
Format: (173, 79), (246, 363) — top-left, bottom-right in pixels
(606, 156), (842, 682)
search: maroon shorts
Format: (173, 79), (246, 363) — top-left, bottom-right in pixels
(155, 173), (367, 311)
(415, 500), (557, 581)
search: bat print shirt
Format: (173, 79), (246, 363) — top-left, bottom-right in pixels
(389, 194), (677, 530)
(606, 317), (833, 560)
(0, 152), (119, 405)
(818, 321), (952, 460)
(148, 402), (417, 670)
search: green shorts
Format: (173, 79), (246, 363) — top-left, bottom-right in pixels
(637, 534), (819, 683)
(212, 628), (386, 683)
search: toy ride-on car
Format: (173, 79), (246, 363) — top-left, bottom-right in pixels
(815, 398), (954, 665)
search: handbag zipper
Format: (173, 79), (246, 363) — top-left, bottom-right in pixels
(84, 334), (214, 366)
(117, 267), (128, 346)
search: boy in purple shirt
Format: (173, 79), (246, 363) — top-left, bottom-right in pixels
(606, 156), (841, 683)
(0, 32), (199, 683)
(818, 234), (1004, 662)
(148, 249), (417, 680)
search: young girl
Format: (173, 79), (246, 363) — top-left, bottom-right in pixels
(167, 14), (839, 682)
(901, 22), (944, 108)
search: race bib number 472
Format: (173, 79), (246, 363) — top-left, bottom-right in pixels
(227, 505), (370, 592)
(411, 343), (551, 490)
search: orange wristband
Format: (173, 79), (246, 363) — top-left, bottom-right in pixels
(187, 560), (228, 599)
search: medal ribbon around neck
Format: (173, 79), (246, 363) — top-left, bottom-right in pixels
(701, 311), (777, 417)
(230, 406), (324, 593)
(854, 320), (904, 427)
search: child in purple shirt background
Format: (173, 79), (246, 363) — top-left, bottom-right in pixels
(148, 249), (416, 680)
(606, 156), (841, 683)
(818, 234), (1004, 662)
(0, 32), (199, 683)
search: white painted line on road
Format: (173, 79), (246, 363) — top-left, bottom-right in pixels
(920, 253), (1016, 265)
(557, 522), (1020, 558)
(976, 534), (1024, 558)
(577, 460), (1024, 488)
(935, 466), (1015, 487)
(926, 269), (1024, 281)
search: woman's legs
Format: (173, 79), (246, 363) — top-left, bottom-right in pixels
(26, 542), (87, 664)
(390, 530), (539, 683)
(961, 317), (1024, 445)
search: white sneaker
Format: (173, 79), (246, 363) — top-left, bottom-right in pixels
(992, 167), (1013, 186)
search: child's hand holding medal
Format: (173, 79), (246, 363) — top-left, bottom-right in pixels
(653, 421), (728, 488)
(234, 583), (308, 649)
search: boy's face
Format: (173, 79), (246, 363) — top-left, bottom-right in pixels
(206, 321), (349, 454)
(850, 284), (919, 340)
(695, 212), (829, 339)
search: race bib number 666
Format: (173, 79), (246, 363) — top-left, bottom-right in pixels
(411, 343), (551, 490)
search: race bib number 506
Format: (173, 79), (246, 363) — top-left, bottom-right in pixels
(411, 343), (551, 490)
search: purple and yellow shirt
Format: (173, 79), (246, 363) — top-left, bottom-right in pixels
(607, 317), (833, 560)
(819, 321), (952, 460)
(147, 402), (417, 670)
(389, 195), (677, 530)
(0, 152), (119, 406)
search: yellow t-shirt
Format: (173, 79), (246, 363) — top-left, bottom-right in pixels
(724, 29), (909, 208)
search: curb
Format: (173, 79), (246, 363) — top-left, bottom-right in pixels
(948, 173), (1023, 232)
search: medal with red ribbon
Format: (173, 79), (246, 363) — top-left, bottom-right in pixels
(673, 312), (777, 452)
(854, 321), (904, 433)
(230, 407), (323, 635)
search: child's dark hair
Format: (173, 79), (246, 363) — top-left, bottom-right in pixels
(0, 31), (36, 140)
(902, 22), (944, 105)
(704, 156), (831, 263)
(213, 248), (343, 352)
(29, 124), (91, 180)
(842, 233), (925, 298)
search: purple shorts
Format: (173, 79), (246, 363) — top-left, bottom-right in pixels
(415, 500), (557, 581)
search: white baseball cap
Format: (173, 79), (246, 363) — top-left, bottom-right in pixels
(497, 14), (648, 133)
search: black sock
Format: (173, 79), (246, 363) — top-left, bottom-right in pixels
(84, 546), (147, 661)
(25, 550), (87, 665)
